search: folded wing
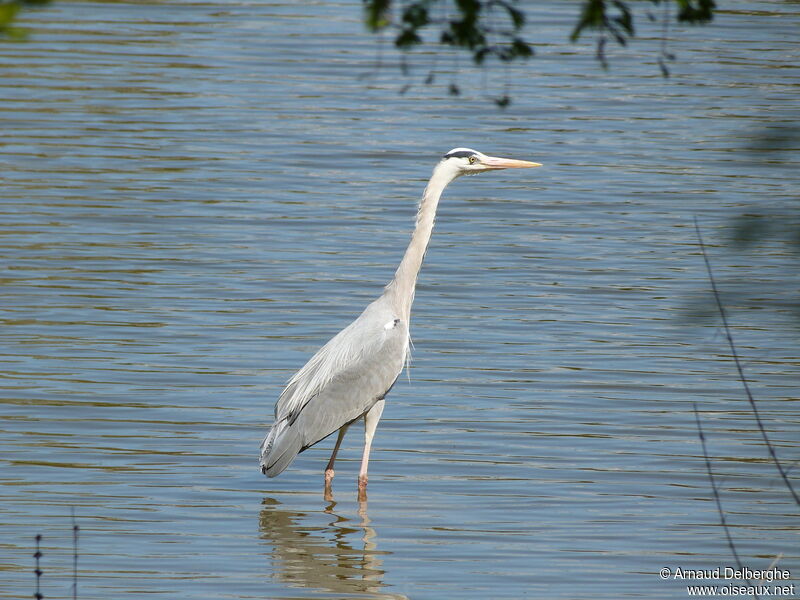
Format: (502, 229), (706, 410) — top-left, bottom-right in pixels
(260, 296), (408, 477)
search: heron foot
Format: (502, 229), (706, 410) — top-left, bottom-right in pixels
(324, 469), (335, 501)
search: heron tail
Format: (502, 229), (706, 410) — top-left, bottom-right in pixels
(259, 417), (303, 478)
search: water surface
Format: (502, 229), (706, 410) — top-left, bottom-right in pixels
(1, 1), (798, 598)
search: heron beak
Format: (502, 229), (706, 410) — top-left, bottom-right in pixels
(480, 155), (542, 170)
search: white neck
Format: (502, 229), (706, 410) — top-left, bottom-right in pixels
(384, 161), (460, 319)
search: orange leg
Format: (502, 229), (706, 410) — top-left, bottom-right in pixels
(358, 400), (385, 501)
(324, 424), (349, 501)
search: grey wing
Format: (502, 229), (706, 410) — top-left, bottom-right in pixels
(260, 297), (409, 477)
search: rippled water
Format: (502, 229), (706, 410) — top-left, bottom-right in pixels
(2, 1), (798, 598)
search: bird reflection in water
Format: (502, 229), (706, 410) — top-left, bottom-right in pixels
(258, 497), (408, 599)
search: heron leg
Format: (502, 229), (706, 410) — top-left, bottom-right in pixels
(324, 424), (349, 500)
(358, 399), (385, 501)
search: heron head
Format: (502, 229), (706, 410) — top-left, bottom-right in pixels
(440, 147), (541, 177)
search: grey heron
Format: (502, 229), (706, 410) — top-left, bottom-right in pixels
(260, 148), (541, 499)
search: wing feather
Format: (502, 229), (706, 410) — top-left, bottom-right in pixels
(260, 297), (408, 477)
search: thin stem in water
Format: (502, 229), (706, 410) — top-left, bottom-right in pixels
(694, 218), (800, 507)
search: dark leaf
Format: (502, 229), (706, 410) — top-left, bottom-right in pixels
(396, 28), (422, 48)
(0, 2), (21, 29)
(402, 3), (429, 27)
(455, 0), (481, 21)
(363, 0), (392, 32)
(512, 37), (533, 58)
(612, 31), (627, 46)
(611, 0), (634, 36)
(676, 0), (715, 23)
(474, 46), (490, 64)
(505, 5), (526, 30)
(571, 0), (606, 42)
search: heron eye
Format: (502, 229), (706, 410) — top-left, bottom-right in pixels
(468, 156), (477, 164)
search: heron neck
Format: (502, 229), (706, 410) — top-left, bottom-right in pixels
(386, 166), (454, 319)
